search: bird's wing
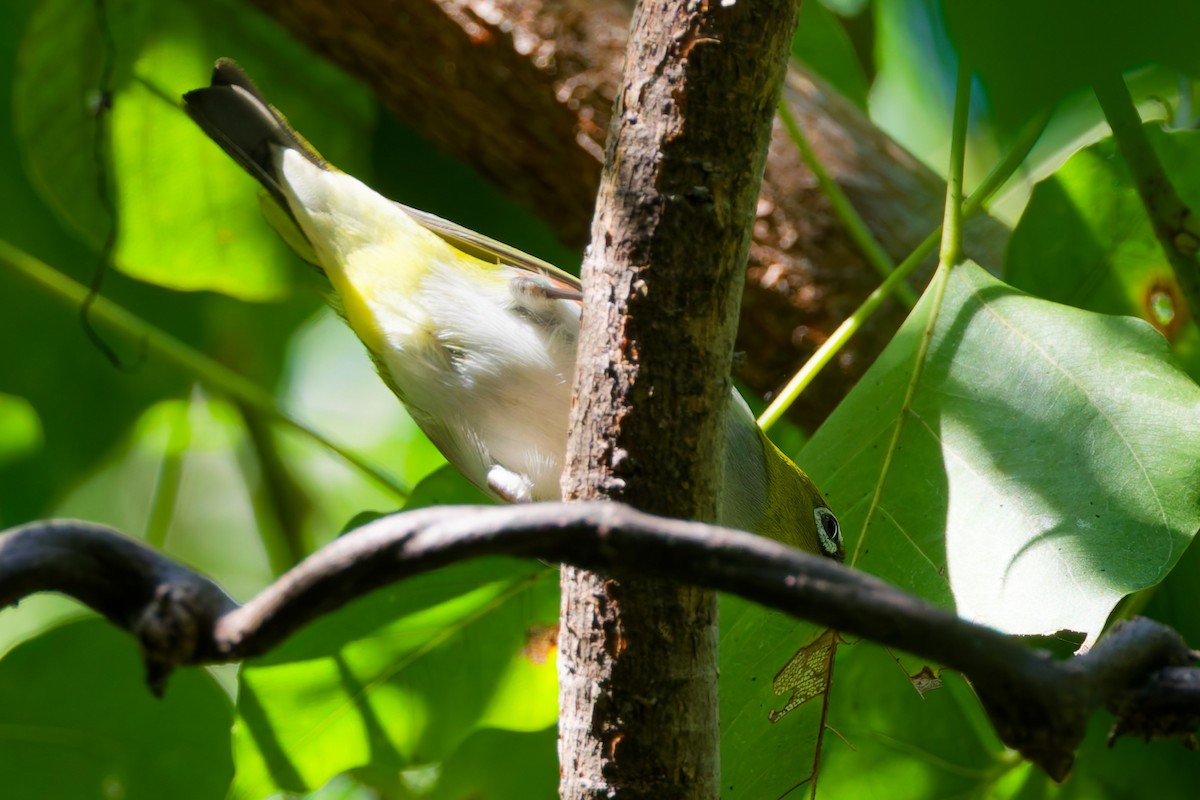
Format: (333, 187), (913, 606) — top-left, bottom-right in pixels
(399, 204), (582, 299)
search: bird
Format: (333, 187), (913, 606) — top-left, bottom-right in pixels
(183, 58), (843, 561)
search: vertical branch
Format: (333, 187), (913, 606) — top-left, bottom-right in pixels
(558, 1), (801, 797)
(1093, 71), (1200, 313)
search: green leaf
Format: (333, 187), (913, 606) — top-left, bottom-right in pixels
(230, 466), (557, 798)
(1141, 533), (1200, 648)
(0, 392), (42, 468)
(1007, 125), (1200, 379)
(820, 0), (869, 15)
(814, 634), (1200, 798)
(11, 0), (112, 250)
(792, 0), (869, 109)
(805, 261), (1200, 641)
(0, 618), (233, 800)
(719, 602), (829, 799)
(229, 471), (524, 798)
(1008, 124), (1200, 671)
(941, 0), (1200, 130)
(0, 0), (169, 522)
(423, 727), (559, 800)
(790, 258), (1200, 791)
(0, 261), (189, 524)
(13, 0), (374, 300)
(399, 464), (493, 512)
(1040, 704), (1200, 799)
(868, 0), (968, 176)
(818, 646), (1007, 797)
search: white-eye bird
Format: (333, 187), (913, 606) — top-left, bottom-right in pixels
(183, 59), (844, 561)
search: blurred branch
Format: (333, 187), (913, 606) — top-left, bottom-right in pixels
(235, 402), (312, 572)
(2, 508), (1197, 780)
(245, 0), (1011, 425)
(776, 100), (917, 307)
(0, 239), (408, 499)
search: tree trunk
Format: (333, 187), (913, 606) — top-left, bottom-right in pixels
(557, 1), (800, 796)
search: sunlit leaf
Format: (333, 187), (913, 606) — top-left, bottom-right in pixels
(806, 261), (1200, 641)
(0, 392), (41, 469)
(14, 0), (374, 300)
(423, 727), (558, 800)
(229, 472), (556, 798)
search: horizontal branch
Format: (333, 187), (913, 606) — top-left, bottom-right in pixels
(1, 505), (1196, 779)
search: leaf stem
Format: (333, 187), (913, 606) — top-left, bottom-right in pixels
(757, 108), (1047, 432)
(0, 239), (409, 500)
(1092, 71), (1200, 313)
(144, 396), (191, 550)
(940, 59), (973, 269)
(777, 100), (917, 307)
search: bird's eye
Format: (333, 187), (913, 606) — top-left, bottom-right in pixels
(813, 507), (842, 559)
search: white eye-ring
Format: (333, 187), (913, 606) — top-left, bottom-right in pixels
(813, 507), (841, 558)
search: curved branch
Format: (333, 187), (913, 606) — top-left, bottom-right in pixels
(1, 506), (1196, 780)
(0, 520), (238, 692)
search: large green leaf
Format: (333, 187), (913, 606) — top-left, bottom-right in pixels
(2, 0), (327, 525)
(806, 260), (1200, 640)
(685, 259), (1200, 794)
(0, 618), (233, 800)
(768, 259), (1200, 795)
(819, 644), (1007, 797)
(1007, 123), (1200, 707)
(0, 0), (173, 523)
(231, 559), (558, 798)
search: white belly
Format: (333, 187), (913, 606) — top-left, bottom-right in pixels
(376, 261), (579, 501)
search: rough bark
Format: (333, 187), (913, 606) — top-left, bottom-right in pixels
(556, 1), (800, 797)
(246, 0), (1011, 427)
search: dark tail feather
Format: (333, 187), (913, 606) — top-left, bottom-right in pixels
(182, 59), (324, 211)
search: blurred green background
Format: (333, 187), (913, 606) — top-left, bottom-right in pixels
(3, 0), (1200, 797)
